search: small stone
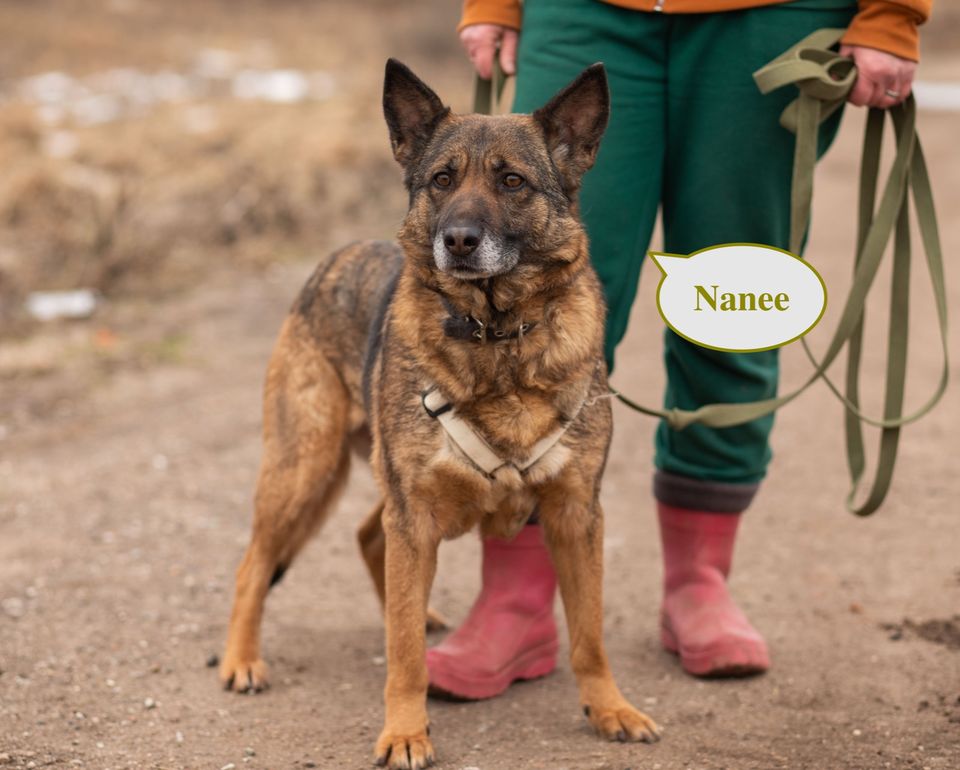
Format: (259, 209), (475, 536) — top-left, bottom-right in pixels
(175, 731), (184, 744)
(244, 748), (255, 757)
(206, 653), (220, 668)
(1, 598), (25, 619)
(221, 764), (236, 770)
(371, 656), (385, 666)
(144, 698), (156, 710)
(853, 729), (862, 737)
(304, 762), (317, 768)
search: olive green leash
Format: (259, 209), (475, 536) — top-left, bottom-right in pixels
(472, 29), (949, 515)
(473, 55), (508, 115)
(753, 28), (948, 515)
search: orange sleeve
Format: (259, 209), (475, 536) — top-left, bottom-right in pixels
(457, 0), (523, 33)
(840, 0), (932, 61)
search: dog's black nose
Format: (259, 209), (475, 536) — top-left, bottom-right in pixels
(443, 225), (481, 258)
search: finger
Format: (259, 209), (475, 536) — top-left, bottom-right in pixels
(900, 61), (917, 100)
(868, 61), (903, 108)
(499, 29), (519, 75)
(874, 76), (903, 109)
(896, 71), (914, 102)
(459, 28), (497, 79)
(871, 78), (898, 109)
(848, 73), (874, 107)
(472, 40), (496, 80)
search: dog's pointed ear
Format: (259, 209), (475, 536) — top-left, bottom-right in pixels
(533, 63), (609, 193)
(383, 59), (450, 168)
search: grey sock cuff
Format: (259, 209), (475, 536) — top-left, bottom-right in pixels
(653, 470), (758, 514)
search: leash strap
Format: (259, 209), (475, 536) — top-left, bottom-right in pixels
(613, 29), (948, 515)
(473, 54), (508, 115)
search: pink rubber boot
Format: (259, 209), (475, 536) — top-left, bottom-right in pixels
(658, 502), (770, 677)
(426, 524), (559, 700)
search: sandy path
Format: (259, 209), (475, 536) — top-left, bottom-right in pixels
(2, 11), (959, 770)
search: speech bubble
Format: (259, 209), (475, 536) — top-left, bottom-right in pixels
(650, 243), (827, 353)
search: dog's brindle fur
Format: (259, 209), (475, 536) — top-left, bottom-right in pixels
(221, 60), (660, 768)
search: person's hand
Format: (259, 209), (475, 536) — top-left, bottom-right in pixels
(840, 44), (917, 109)
(459, 24), (519, 79)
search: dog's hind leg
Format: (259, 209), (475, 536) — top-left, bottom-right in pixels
(221, 317), (352, 693)
(357, 501), (448, 632)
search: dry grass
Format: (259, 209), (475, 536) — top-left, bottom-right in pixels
(0, 0), (466, 335)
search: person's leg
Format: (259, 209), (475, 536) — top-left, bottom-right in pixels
(656, 0), (858, 676)
(427, 0), (667, 699)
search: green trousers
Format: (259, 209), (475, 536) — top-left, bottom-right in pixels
(514, 0), (857, 511)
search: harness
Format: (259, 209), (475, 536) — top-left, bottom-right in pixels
(422, 386), (588, 479)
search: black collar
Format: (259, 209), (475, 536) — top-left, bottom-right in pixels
(435, 288), (537, 344)
(442, 314), (536, 343)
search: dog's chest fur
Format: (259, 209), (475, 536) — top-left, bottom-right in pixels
(425, 423), (572, 540)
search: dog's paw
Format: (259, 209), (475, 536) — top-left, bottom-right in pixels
(374, 727), (435, 769)
(219, 655), (269, 694)
(425, 606), (449, 633)
(583, 702), (661, 743)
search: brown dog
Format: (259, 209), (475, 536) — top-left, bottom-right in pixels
(220, 59), (660, 768)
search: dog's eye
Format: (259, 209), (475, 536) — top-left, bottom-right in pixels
(502, 173), (525, 189)
(433, 172), (452, 188)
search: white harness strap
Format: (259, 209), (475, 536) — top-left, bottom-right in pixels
(423, 389), (506, 475)
(422, 387), (581, 477)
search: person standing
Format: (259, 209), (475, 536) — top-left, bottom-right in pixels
(426, 0), (929, 698)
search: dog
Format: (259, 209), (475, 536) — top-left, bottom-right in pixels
(219, 59), (660, 768)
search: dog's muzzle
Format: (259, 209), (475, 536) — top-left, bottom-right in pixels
(433, 228), (519, 279)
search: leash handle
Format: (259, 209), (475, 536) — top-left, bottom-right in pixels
(612, 28), (949, 516)
(473, 52), (509, 115)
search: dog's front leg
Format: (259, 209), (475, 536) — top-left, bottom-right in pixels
(374, 499), (439, 769)
(543, 500), (661, 744)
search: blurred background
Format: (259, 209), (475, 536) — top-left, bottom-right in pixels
(1, 1), (958, 769)
(0, 0), (471, 394)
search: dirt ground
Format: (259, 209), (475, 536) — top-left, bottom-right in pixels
(1, 2), (959, 769)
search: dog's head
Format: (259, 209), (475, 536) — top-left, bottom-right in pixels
(383, 59), (609, 282)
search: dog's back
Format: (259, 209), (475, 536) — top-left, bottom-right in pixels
(291, 239), (403, 414)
